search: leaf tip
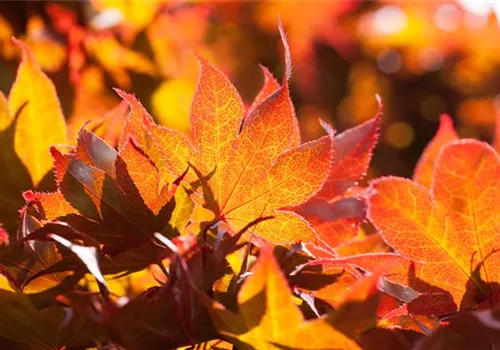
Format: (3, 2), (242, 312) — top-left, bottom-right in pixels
(277, 15), (292, 81)
(22, 190), (38, 203)
(11, 37), (35, 63)
(437, 114), (456, 135)
(319, 119), (335, 137)
(113, 88), (131, 100)
(374, 94), (384, 120)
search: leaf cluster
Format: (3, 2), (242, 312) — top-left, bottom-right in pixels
(1, 21), (500, 350)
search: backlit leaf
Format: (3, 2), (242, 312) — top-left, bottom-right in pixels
(413, 114), (458, 188)
(207, 251), (360, 349)
(9, 38), (67, 187)
(368, 140), (500, 314)
(136, 23), (332, 244)
(22, 125), (191, 276)
(294, 102), (381, 249)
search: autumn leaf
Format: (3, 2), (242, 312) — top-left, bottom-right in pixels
(413, 114), (458, 188)
(293, 101), (381, 249)
(184, 25), (327, 244)
(9, 38), (67, 187)
(21, 126), (192, 277)
(0, 38), (67, 232)
(102, 236), (218, 349)
(115, 22), (333, 245)
(368, 139), (500, 315)
(207, 250), (360, 349)
(0, 39), (70, 291)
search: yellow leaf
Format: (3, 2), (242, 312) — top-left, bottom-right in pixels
(9, 39), (67, 186)
(208, 251), (360, 349)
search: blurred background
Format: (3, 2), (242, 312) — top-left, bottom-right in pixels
(1, 0), (500, 179)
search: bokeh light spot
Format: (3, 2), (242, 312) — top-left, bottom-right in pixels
(377, 49), (401, 74)
(385, 121), (415, 149)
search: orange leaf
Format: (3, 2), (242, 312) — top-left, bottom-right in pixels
(293, 102), (381, 249)
(207, 251), (360, 349)
(316, 107), (381, 200)
(413, 114), (458, 188)
(368, 140), (500, 314)
(117, 89), (192, 184)
(116, 137), (170, 215)
(189, 57), (245, 175)
(138, 23), (331, 244)
(247, 65), (280, 115)
(23, 190), (78, 221)
(9, 38), (67, 187)
(25, 126), (186, 259)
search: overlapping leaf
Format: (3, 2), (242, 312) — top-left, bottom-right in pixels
(0, 39), (67, 235)
(0, 39), (72, 292)
(368, 140), (500, 315)
(207, 251), (361, 349)
(102, 232), (233, 349)
(116, 23), (333, 245)
(413, 114), (458, 188)
(293, 105), (381, 249)
(9, 38), (67, 188)
(22, 127), (192, 277)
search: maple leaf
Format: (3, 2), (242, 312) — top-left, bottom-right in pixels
(102, 227), (248, 349)
(367, 139), (500, 315)
(293, 103), (381, 249)
(413, 114), (458, 188)
(9, 38), (68, 187)
(0, 39), (67, 235)
(116, 22), (332, 245)
(21, 127), (192, 277)
(0, 39), (71, 292)
(207, 250), (361, 349)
